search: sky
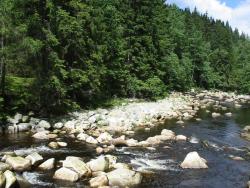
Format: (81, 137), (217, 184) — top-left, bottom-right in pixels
(167, 0), (250, 35)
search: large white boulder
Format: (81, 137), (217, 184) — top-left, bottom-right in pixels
(63, 157), (91, 177)
(161, 129), (175, 139)
(97, 132), (113, 144)
(87, 156), (109, 172)
(180, 151), (208, 169)
(5, 156), (31, 172)
(107, 168), (142, 187)
(89, 175), (108, 188)
(38, 158), (55, 170)
(4, 170), (16, 188)
(53, 167), (79, 182)
(25, 152), (43, 166)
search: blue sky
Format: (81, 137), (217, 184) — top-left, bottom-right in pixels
(167, 0), (250, 35)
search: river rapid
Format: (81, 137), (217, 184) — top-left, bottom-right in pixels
(0, 105), (250, 188)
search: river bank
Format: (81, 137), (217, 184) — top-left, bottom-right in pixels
(1, 90), (250, 188)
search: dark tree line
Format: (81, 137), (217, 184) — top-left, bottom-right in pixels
(0, 0), (250, 118)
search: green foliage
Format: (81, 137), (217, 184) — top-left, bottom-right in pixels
(0, 0), (250, 116)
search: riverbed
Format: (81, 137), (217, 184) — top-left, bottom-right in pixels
(1, 104), (250, 187)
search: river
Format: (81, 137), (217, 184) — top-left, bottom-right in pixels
(0, 105), (250, 188)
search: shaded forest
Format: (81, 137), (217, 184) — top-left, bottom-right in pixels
(0, 0), (250, 119)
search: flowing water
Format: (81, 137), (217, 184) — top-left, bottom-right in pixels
(1, 106), (250, 188)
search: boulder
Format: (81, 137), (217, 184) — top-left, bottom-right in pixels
(64, 121), (75, 130)
(176, 135), (187, 141)
(21, 116), (29, 123)
(180, 151), (208, 169)
(212, 112), (221, 118)
(4, 170), (16, 188)
(32, 131), (50, 140)
(77, 133), (89, 141)
(105, 155), (117, 169)
(87, 156), (109, 172)
(38, 158), (55, 170)
(243, 126), (250, 132)
(17, 123), (31, 132)
(107, 168), (142, 187)
(57, 142), (67, 147)
(5, 156), (31, 172)
(97, 132), (113, 144)
(25, 152), (43, 166)
(0, 171), (6, 188)
(14, 113), (23, 123)
(16, 174), (31, 188)
(161, 129), (176, 139)
(48, 142), (59, 149)
(146, 136), (162, 146)
(37, 120), (51, 130)
(63, 157), (90, 177)
(126, 139), (139, 147)
(111, 136), (127, 146)
(113, 163), (131, 170)
(86, 136), (98, 144)
(96, 147), (104, 155)
(89, 175), (108, 188)
(53, 122), (64, 129)
(0, 162), (11, 171)
(53, 167), (79, 182)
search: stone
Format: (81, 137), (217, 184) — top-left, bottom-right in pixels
(176, 120), (184, 124)
(225, 112), (232, 117)
(97, 132), (113, 144)
(4, 170), (16, 188)
(38, 158), (55, 170)
(86, 136), (98, 144)
(126, 139), (139, 147)
(176, 135), (187, 141)
(25, 152), (43, 166)
(0, 162), (11, 171)
(64, 121), (75, 130)
(96, 147), (104, 155)
(48, 142), (59, 149)
(212, 112), (221, 118)
(138, 141), (150, 147)
(32, 131), (50, 140)
(53, 122), (64, 129)
(37, 120), (51, 130)
(243, 126), (250, 132)
(16, 174), (31, 188)
(180, 151), (208, 169)
(21, 116), (29, 123)
(57, 142), (67, 147)
(161, 129), (175, 140)
(53, 167), (79, 182)
(107, 168), (142, 187)
(105, 155), (117, 169)
(77, 133), (89, 141)
(89, 175), (108, 188)
(146, 136), (162, 146)
(5, 156), (31, 172)
(0, 171), (6, 188)
(48, 134), (58, 139)
(63, 157), (91, 177)
(113, 163), (131, 169)
(111, 136), (127, 146)
(14, 113), (23, 123)
(87, 156), (109, 172)
(17, 123), (31, 132)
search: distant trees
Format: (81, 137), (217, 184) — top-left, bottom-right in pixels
(0, 0), (249, 117)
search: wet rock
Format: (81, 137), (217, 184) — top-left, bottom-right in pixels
(48, 142), (59, 149)
(96, 147), (104, 155)
(212, 112), (221, 118)
(54, 167), (79, 182)
(38, 158), (55, 170)
(4, 170), (17, 188)
(5, 156), (31, 172)
(53, 122), (64, 129)
(161, 129), (175, 140)
(86, 136), (98, 144)
(107, 168), (142, 187)
(111, 136), (127, 146)
(176, 135), (187, 141)
(37, 120), (51, 130)
(225, 112), (232, 117)
(176, 120), (184, 124)
(126, 139), (139, 147)
(181, 151), (208, 169)
(63, 157), (91, 177)
(77, 133), (89, 141)
(32, 131), (50, 140)
(64, 121), (76, 130)
(87, 156), (109, 172)
(0, 171), (6, 187)
(14, 113), (23, 123)
(229, 155), (245, 161)
(16, 174), (31, 188)
(138, 141), (150, 147)
(146, 136), (162, 146)
(0, 162), (11, 171)
(17, 123), (31, 132)
(97, 132), (113, 144)
(25, 152), (43, 166)
(89, 175), (108, 188)
(57, 142), (67, 147)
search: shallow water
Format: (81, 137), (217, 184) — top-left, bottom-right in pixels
(1, 106), (250, 188)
